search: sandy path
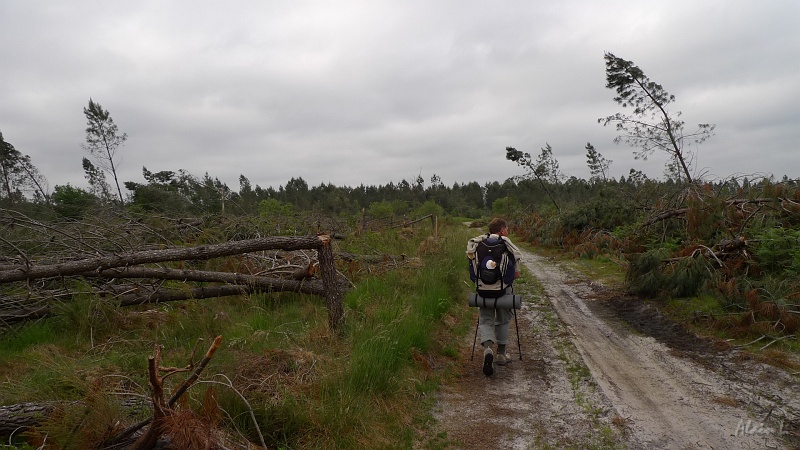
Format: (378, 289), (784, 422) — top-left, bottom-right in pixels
(423, 248), (798, 449)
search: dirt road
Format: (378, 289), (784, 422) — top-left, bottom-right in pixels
(425, 248), (799, 449)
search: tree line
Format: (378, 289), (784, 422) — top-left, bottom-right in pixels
(0, 51), (793, 228)
(0, 52), (742, 223)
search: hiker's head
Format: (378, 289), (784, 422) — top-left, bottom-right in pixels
(488, 218), (508, 235)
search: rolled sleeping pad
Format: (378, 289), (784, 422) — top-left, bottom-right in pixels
(468, 292), (522, 309)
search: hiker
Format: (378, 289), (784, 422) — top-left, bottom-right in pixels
(466, 218), (522, 376)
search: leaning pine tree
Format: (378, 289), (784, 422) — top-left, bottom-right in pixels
(599, 52), (715, 183)
(82, 99), (128, 203)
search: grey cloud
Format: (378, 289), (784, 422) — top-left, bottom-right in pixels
(1, 0), (799, 196)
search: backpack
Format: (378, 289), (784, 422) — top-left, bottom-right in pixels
(473, 235), (513, 298)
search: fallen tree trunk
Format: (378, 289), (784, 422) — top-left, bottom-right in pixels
(0, 402), (55, 437)
(0, 235), (345, 331)
(116, 284), (322, 306)
(642, 197), (799, 227)
(0, 235), (327, 283)
(0, 398), (152, 439)
(83, 266), (329, 296)
(0, 278), (330, 324)
(642, 208), (688, 226)
(0, 304), (52, 324)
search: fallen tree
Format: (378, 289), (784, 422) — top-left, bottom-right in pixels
(0, 235), (328, 283)
(0, 402), (56, 438)
(0, 235), (345, 331)
(642, 196), (800, 227)
(0, 279), (329, 325)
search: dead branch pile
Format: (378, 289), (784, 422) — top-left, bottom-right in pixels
(0, 210), (345, 331)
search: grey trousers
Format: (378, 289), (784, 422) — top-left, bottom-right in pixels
(479, 305), (512, 346)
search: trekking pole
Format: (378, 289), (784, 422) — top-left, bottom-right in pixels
(470, 313), (480, 361)
(514, 307), (522, 360)
(508, 286), (522, 360)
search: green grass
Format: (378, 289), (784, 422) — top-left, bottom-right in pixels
(555, 253), (627, 289)
(0, 320), (60, 357)
(666, 294), (725, 317)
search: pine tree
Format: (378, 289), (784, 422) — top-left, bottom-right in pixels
(585, 142), (612, 182)
(599, 52), (714, 183)
(0, 131), (49, 204)
(82, 99), (127, 203)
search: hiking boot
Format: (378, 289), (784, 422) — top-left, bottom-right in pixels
(496, 352), (510, 366)
(482, 347), (494, 376)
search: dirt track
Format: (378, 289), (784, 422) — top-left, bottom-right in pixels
(425, 249), (800, 449)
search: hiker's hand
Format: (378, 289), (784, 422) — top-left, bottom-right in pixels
(515, 271), (521, 279)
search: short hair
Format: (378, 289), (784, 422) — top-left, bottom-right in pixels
(488, 218), (507, 234)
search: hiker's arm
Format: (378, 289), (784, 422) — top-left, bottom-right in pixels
(468, 259), (477, 282)
(502, 260), (517, 285)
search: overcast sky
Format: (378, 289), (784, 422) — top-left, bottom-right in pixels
(2, 1), (799, 194)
